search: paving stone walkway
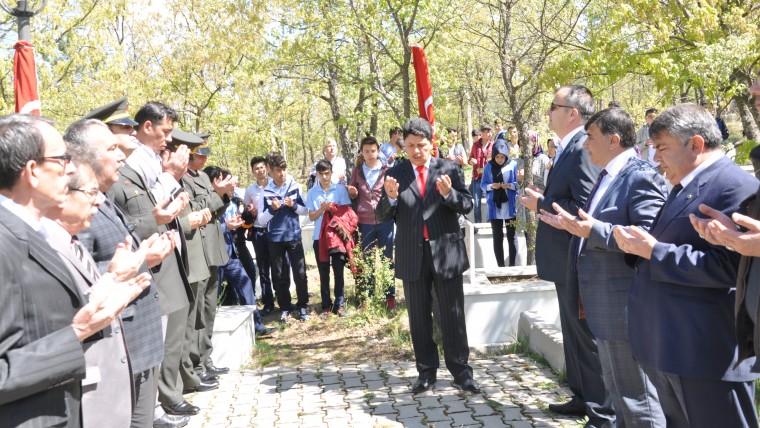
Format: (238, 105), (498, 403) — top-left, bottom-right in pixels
(184, 354), (586, 427)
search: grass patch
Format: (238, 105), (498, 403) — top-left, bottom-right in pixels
(536, 380), (558, 390)
(485, 399), (504, 411)
(251, 249), (414, 368)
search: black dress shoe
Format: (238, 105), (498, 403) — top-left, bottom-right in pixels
(453, 378), (482, 394)
(411, 377), (436, 394)
(206, 365), (230, 375)
(153, 413), (190, 428)
(182, 380), (219, 394)
(256, 327), (276, 338)
(199, 371), (219, 382)
(548, 396), (586, 415)
(163, 400), (200, 416)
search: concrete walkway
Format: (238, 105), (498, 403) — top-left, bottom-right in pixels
(184, 354), (585, 427)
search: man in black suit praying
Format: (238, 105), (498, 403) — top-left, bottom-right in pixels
(376, 118), (479, 394)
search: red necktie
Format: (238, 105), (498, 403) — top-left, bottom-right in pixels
(416, 165), (429, 239)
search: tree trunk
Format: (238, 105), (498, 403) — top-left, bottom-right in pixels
(735, 94), (760, 142)
(402, 49), (412, 120)
(370, 97), (378, 137)
(300, 111), (308, 177)
(464, 90), (473, 152)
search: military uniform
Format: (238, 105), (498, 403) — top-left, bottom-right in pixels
(183, 169), (228, 376)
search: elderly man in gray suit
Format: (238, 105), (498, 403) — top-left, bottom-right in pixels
(43, 159), (151, 428)
(539, 108), (667, 427)
(0, 114), (147, 427)
(520, 85), (609, 424)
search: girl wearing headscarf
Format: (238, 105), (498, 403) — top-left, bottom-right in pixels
(481, 140), (519, 267)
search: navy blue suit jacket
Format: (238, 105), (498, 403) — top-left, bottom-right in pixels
(628, 155), (760, 381)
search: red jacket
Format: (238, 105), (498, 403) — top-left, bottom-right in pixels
(469, 138), (493, 180)
(317, 205), (358, 265)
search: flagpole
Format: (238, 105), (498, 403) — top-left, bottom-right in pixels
(0, 0), (48, 41)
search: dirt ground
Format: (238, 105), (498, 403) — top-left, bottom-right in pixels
(249, 249), (416, 368)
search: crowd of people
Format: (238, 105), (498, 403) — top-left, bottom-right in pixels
(1, 76), (760, 428)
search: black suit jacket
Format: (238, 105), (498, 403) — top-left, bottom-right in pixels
(0, 205), (86, 428)
(535, 130), (601, 283)
(376, 157), (472, 281)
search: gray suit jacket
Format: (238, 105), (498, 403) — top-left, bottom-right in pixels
(376, 157), (472, 281)
(78, 197), (164, 374)
(0, 205), (86, 428)
(568, 157), (667, 340)
(110, 165), (192, 315)
(45, 221), (132, 428)
(536, 130), (601, 284)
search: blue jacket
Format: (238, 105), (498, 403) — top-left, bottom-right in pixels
(481, 141), (518, 221)
(258, 175), (308, 242)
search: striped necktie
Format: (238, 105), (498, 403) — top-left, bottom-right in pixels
(71, 236), (101, 280)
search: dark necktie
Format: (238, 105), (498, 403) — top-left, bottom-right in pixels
(416, 165), (429, 239)
(71, 236), (101, 280)
(651, 183), (683, 229)
(583, 169), (608, 212)
(575, 169), (608, 277)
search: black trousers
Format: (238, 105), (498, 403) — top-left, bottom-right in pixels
(403, 241), (472, 383)
(313, 240), (346, 310)
(491, 218), (517, 267)
(268, 239), (309, 310)
(252, 228), (275, 307)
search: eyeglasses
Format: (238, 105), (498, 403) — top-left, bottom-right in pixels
(549, 102), (574, 111)
(42, 153), (72, 167)
(70, 187), (100, 201)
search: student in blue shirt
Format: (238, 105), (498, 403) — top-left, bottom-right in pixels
(257, 153), (310, 322)
(306, 159), (353, 317)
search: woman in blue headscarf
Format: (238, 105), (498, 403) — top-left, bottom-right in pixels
(481, 140), (519, 267)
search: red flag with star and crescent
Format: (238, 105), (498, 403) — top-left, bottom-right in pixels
(411, 45), (439, 157)
(13, 41), (41, 115)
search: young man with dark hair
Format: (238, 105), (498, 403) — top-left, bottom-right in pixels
(244, 155), (276, 313)
(306, 159), (353, 317)
(468, 124), (494, 223)
(347, 136), (397, 309)
(258, 153), (311, 322)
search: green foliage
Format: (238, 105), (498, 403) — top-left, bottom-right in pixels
(735, 140), (758, 167)
(0, 0), (757, 185)
(350, 241), (396, 312)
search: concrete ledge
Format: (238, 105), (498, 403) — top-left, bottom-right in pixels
(463, 268), (559, 347)
(211, 305), (257, 370)
(518, 310), (565, 374)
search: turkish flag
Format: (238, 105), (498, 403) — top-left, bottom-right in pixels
(13, 41), (41, 115)
(412, 45), (439, 156)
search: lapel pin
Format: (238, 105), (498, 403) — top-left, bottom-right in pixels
(134, 190), (139, 195)
(686, 194), (693, 199)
